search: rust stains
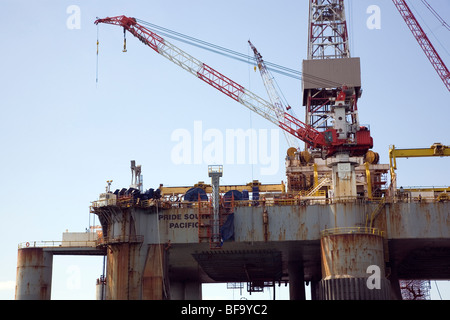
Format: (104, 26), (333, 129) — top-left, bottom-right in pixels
(321, 233), (385, 279)
(142, 244), (166, 300)
(15, 248), (53, 300)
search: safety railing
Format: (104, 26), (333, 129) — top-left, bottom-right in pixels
(208, 165), (223, 174)
(91, 191), (450, 211)
(320, 227), (384, 237)
(299, 190), (327, 197)
(18, 240), (99, 249)
(19, 234), (145, 249)
(395, 193), (449, 203)
(92, 196), (389, 210)
(395, 186), (449, 203)
(299, 176), (331, 197)
(91, 197), (166, 210)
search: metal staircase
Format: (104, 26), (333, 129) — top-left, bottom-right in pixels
(301, 176), (330, 197)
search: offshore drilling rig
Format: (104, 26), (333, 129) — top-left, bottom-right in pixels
(15, 0), (450, 300)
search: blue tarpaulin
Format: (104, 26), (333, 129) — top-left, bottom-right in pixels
(184, 187), (208, 202)
(220, 213), (234, 242)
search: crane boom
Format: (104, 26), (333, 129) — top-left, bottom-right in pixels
(248, 40), (288, 117)
(392, 0), (450, 91)
(248, 40), (297, 148)
(95, 15), (372, 157)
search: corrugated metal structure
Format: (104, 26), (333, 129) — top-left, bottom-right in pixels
(319, 231), (391, 299)
(301, 58), (362, 105)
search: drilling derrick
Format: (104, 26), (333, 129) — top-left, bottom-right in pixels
(289, 1), (392, 299)
(304, 0), (362, 156)
(308, 0), (349, 59)
(286, 0), (385, 202)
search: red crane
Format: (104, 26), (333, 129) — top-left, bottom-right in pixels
(392, 0), (450, 91)
(95, 15), (373, 157)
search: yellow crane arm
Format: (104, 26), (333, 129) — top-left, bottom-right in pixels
(389, 143), (450, 182)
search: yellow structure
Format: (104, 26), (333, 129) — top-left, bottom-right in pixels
(389, 143), (450, 183)
(160, 180), (285, 197)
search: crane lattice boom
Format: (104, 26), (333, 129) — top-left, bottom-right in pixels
(95, 15), (372, 157)
(392, 0), (450, 91)
(248, 40), (298, 148)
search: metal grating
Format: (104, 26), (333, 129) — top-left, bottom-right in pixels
(192, 249), (283, 283)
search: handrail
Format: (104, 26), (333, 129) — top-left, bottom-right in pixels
(90, 190), (447, 211)
(18, 240), (98, 249)
(321, 227), (384, 237)
(301, 176), (331, 197)
(367, 197), (386, 229)
(19, 235), (145, 249)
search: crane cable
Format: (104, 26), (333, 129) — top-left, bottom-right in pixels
(137, 19), (302, 79)
(95, 18), (346, 89)
(420, 0), (450, 31)
(409, 1), (450, 59)
(96, 22), (99, 85)
(135, 18), (343, 89)
(434, 280), (443, 300)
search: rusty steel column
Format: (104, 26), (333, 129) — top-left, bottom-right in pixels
(105, 243), (142, 300)
(329, 154), (358, 201)
(105, 243), (168, 300)
(142, 244), (168, 300)
(388, 265), (403, 300)
(15, 248), (53, 300)
(319, 231), (391, 300)
(288, 260), (306, 300)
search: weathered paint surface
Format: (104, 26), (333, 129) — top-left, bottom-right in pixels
(96, 202), (450, 244)
(41, 200), (445, 301)
(319, 233), (390, 300)
(142, 244), (166, 300)
(15, 248), (53, 300)
(105, 243), (168, 300)
(320, 233), (385, 279)
(383, 202), (450, 239)
(233, 202), (450, 242)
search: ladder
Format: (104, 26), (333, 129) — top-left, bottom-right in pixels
(198, 198), (212, 244)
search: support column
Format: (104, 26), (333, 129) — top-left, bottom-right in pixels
(170, 281), (202, 300)
(388, 265), (403, 300)
(142, 244), (168, 300)
(106, 243), (143, 300)
(106, 243), (169, 300)
(288, 261), (306, 300)
(329, 153), (358, 201)
(15, 248), (53, 300)
(310, 280), (320, 300)
(319, 232), (391, 300)
(208, 165), (223, 245)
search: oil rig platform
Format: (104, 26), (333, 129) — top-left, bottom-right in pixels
(15, 148), (450, 300)
(15, 0), (450, 300)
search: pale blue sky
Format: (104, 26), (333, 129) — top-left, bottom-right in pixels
(0, 0), (449, 300)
